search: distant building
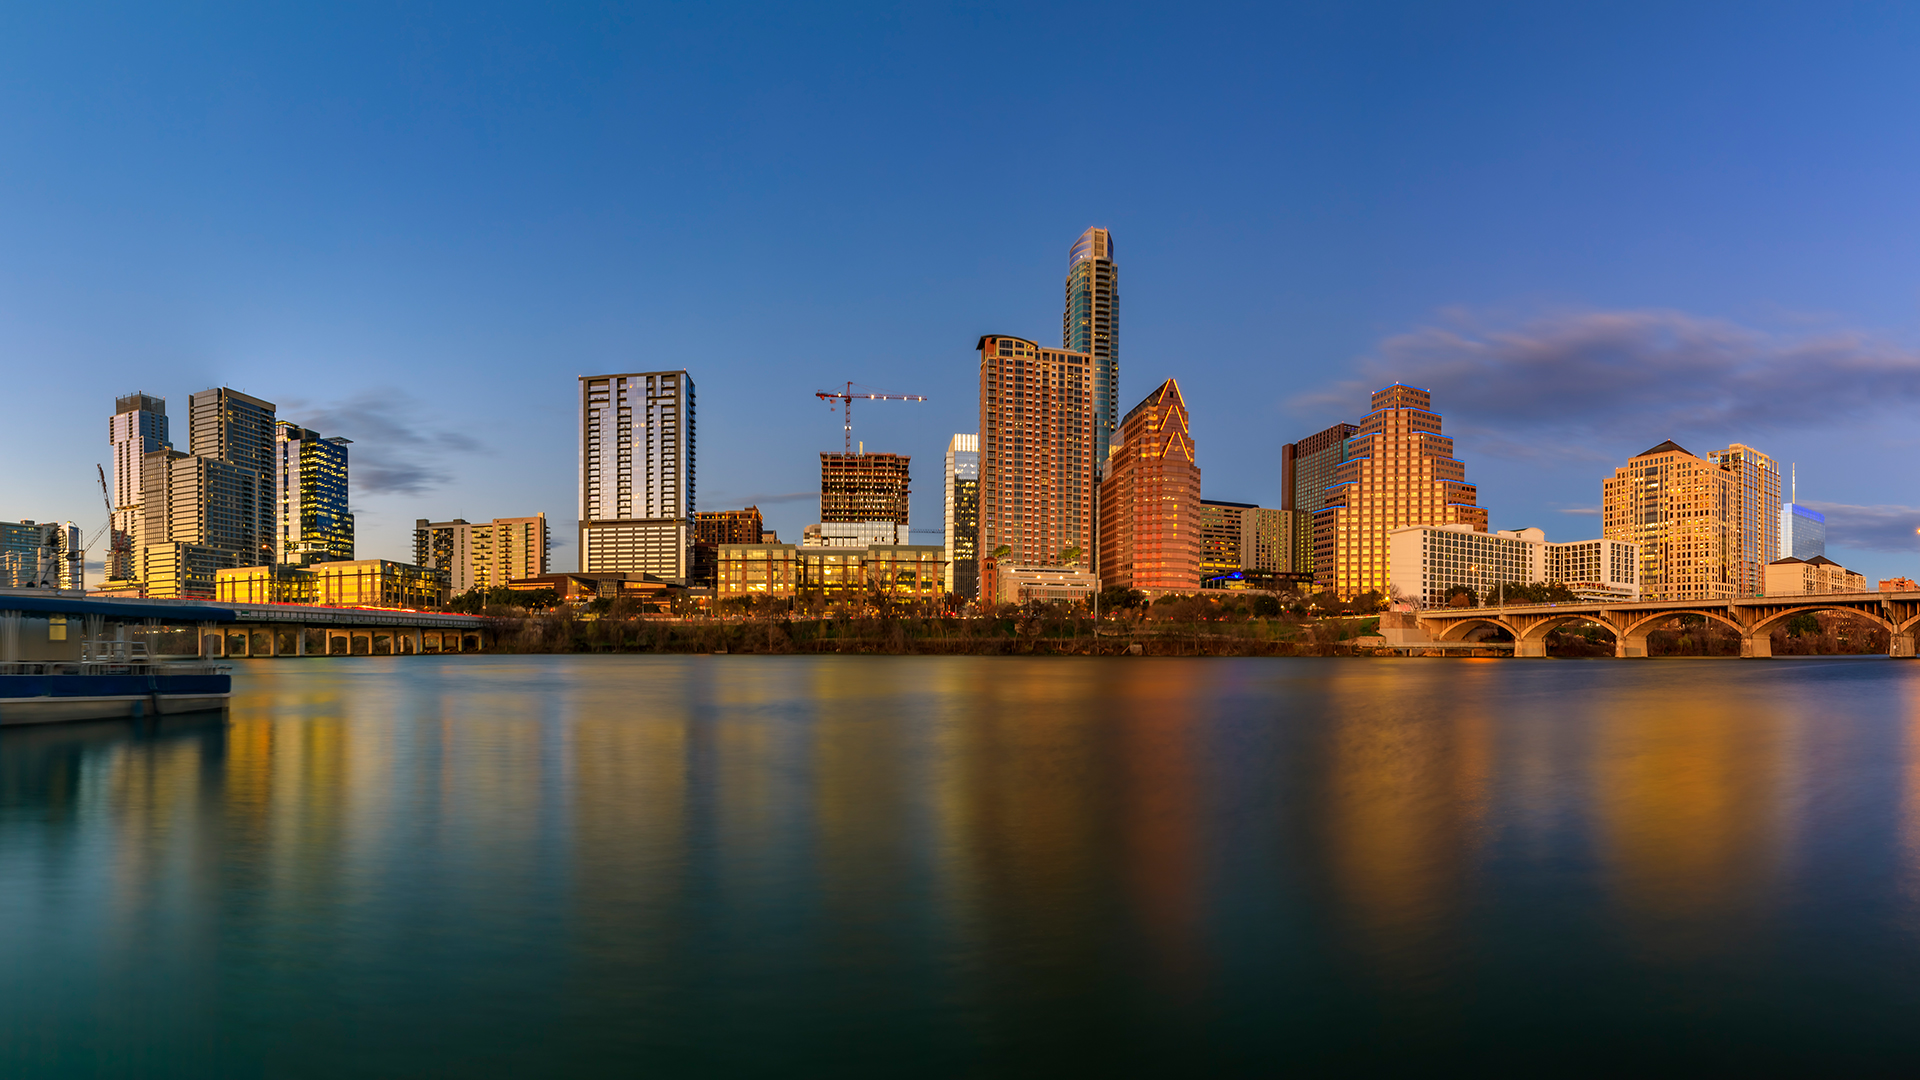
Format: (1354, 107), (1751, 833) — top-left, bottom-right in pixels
(0, 520), (83, 589)
(1880, 577), (1919, 592)
(107, 392), (171, 582)
(977, 335), (1098, 582)
(820, 453), (910, 528)
(1281, 421), (1358, 577)
(1765, 556), (1866, 596)
(1388, 524), (1640, 606)
(1603, 439), (1778, 601)
(138, 449), (262, 599)
(216, 558), (444, 608)
(1099, 380), (1201, 592)
(1779, 465), (1825, 560)
(944, 434), (980, 599)
(1315, 385), (1487, 599)
(188, 387), (278, 567)
(759, 530), (779, 543)
(1062, 227), (1119, 476)
(803, 521), (900, 547)
(275, 422), (354, 565)
(414, 515), (551, 595)
(580, 371), (695, 583)
(1195, 501), (1303, 589)
(985, 563), (1100, 607)
(1198, 500), (1252, 580)
(714, 543), (944, 600)
(694, 507), (765, 547)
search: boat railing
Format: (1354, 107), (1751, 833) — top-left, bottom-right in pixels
(0, 660), (232, 677)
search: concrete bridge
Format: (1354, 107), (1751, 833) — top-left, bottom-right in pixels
(1415, 591), (1920, 658)
(205, 602), (491, 657)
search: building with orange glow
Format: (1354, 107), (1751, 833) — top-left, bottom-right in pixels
(1098, 379), (1199, 591)
(694, 506), (764, 547)
(977, 335), (1098, 580)
(1313, 384), (1487, 599)
(820, 453), (910, 528)
(1603, 439), (1779, 601)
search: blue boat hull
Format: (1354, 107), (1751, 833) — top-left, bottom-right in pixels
(0, 674), (231, 726)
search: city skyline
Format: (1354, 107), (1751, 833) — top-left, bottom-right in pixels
(5, 6), (1920, 583)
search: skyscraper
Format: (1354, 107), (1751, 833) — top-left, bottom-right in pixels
(1063, 227), (1118, 476)
(276, 422), (354, 565)
(1706, 443), (1780, 597)
(1602, 440), (1738, 601)
(107, 392), (170, 581)
(188, 387), (278, 567)
(977, 334), (1098, 575)
(1282, 421), (1359, 576)
(1098, 380), (1200, 591)
(580, 371), (696, 583)
(944, 435), (980, 599)
(138, 449), (260, 598)
(1313, 384), (1487, 599)
(1781, 465), (1826, 560)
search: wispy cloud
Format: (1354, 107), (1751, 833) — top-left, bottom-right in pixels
(709, 490), (817, 506)
(1555, 507), (1601, 516)
(1294, 309), (1920, 455)
(1805, 502), (1920, 553)
(282, 390), (483, 497)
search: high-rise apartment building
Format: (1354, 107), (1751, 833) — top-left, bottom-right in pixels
(1063, 228), (1119, 476)
(580, 371), (696, 583)
(1098, 379), (1200, 592)
(187, 387), (277, 568)
(414, 515), (552, 595)
(944, 434), (980, 599)
(276, 422), (353, 565)
(1602, 440), (1739, 601)
(136, 449), (260, 598)
(1282, 421), (1359, 576)
(1780, 465), (1825, 560)
(819, 453), (910, 527)
(107, 393), (170, 581)
(0, 521), (83, 589)
(1707, 443), (1780, 597)
(978, 335), (1098, 578)
(1314, 384), (1487, 599)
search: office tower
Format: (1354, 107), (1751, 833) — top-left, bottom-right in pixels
(0, 521), (83, 589)
(944, 435), (980, 599)
(137, 449), (259, 598)
(1602, 440), (1740, 601)
(276, 422), (354, 565)
(414, 515), (551, 595)
(1098, 379), (1200, 591)
(188, 387), (278, 567)
(819, 453), (910, 528)
(580, 371), (696, 583)
(694, 507), (765, 547)
(1282, 421), (1359, 575)
(1314, 384), (1487, 599)
(1779, 464), (1826, 560)
(1707, 443), (1780, 597)
(107, 393), (170, 581)
(1198, 500), (1252, 579)
(1243, 507), (1296, 574)
(1063, 227), (1119, 476)
(978, 335), (1098, 574)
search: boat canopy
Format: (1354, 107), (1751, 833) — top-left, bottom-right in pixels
(0, 593), (236, 624)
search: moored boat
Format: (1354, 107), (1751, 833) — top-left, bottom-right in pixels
(0, 592), (234, 726)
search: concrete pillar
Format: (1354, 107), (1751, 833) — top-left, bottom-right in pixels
(1742, 631), (1773, 659)
(1515, 634), (1548, 658)
(1891, 631), (1916, 659)
(1616, 631), (1649, 658)
(296, 628), (307, 656)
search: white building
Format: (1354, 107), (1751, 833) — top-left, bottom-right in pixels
(1389, 524), (1640, 606)
(1764, 556), (1865, 596)
(802, 521), (900, 548)
(579, 371), (695, 583)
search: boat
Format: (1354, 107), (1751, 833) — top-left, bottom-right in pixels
(0, 592), (233, 726)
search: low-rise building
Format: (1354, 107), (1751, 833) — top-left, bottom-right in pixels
(985, 563), (1099, 606)
(715, 543), (944, 600)
(414, 515), (550, 595)
(803, 521), (900, 547)
(215, 559), (445, 609)
(0, 520), (83, 590)
(1880, 577), (1919, 592)
(1765, 556), (1866, 596)
(1389, 524), (1640, 606)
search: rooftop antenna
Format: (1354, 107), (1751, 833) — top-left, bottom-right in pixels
(1791, 463), (1797, 504)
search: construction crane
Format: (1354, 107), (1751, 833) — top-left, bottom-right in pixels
(814, 382), (926, 455)
(80, 464), (123, 586)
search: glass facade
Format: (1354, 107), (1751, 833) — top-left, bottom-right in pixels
(1063, 228), (1119, 477)
(276, 422), (354, 565)
(944, 435), (980, 600)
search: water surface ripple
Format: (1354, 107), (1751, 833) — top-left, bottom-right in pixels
(4, 655), (1920, 1075)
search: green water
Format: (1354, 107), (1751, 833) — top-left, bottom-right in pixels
(4, 655), (1920, 1075)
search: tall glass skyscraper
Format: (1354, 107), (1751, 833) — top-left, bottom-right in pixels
(1780, 465), (1826, 560)
(1063, 227), (1118, 476)
(944, 434), (979, 599)
(276, 422), (354, 565)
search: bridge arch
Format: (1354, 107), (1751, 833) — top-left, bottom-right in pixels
(1745, 603), (1895, 640)
(1616, 608), (1746, 642)
(1511, 613), (1622, 657)
(1428, 615), (1518, 644)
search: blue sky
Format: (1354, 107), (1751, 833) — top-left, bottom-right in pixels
(4, 2), (1918, 580)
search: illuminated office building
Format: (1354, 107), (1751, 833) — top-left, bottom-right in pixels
(1198, 500), (1252, 579)
(414, 514), (551, 595)
(1282, 421), (1359, 576)
(1313, 384), (1487, 599)
(276, 422), (353, 565)
(694, 507), (765, 547)
(1603, 439), (1779, 601)
(1063, 227), (1119, 475)
(820, 452), (910, 528)
(1098, 379), (1200, 592)
(977, 335), (1098, 578)
(188, 387), (277, 567)
(944, 434), (980, 599)
(1779, 464), (1825, 560)
(1707, 443), (1780, 597)
(579, 371), (695, 583)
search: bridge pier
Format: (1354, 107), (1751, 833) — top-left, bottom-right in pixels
(1893, 632), (1916, 659)
(1616, 631), (1649, 658)
(1742, 631), (1773, 658)
(1515, 637), (1548, 658)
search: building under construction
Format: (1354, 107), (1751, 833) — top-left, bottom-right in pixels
(819, 453), (910, 529)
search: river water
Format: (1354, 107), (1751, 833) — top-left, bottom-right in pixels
(3, 655), (1920, 1075)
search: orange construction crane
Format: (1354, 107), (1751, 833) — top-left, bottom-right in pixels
(815, 382), (927, 455)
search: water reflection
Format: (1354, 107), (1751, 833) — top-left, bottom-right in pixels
(2, 656), (1919, 1073)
